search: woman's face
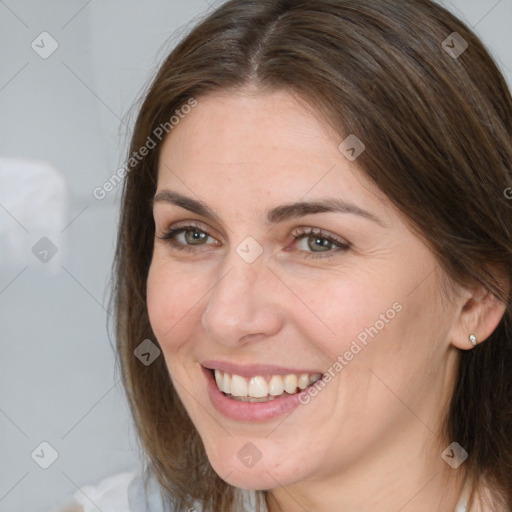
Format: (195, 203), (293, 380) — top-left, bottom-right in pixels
(147, 88), (464, 492)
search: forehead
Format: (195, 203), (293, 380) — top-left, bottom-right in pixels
(156, 89), (389, 216)
(160, 89), (337, 163)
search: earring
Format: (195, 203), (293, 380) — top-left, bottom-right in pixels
(469, 334), (477, 346)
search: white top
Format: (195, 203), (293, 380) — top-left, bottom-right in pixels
(69, 468), (470, 512)
(70, 469), (264, 512)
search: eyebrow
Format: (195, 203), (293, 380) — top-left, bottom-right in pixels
(153, 190), (386, 227)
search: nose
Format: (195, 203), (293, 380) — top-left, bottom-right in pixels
(200, 253), (283, 347)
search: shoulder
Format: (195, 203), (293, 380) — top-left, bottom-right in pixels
(58, 468), (265, 512)
(60, 468), (172, 512)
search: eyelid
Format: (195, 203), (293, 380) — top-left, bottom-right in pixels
(290, 226), (350, 247)
(158, 223), (348, 245)
(157, 220), (219, 240)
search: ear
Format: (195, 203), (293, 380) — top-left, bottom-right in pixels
(450, 283), (508, 351)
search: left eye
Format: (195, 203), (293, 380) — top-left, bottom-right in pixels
(291, 228), (350, 257)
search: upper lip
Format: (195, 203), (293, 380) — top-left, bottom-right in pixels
(201, 360), (322, 377)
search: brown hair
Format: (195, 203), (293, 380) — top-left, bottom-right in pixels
(113, 0), (512, 510)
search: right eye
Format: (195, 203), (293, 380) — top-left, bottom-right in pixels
(157, 223), (221, 251)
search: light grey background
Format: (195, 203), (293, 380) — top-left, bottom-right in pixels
(0, 1), (510, 511)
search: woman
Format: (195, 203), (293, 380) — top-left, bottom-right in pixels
(65, 0), (512, 510)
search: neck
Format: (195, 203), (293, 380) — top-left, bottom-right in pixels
(264, 433), (467, 512)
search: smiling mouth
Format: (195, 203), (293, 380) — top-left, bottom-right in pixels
(212, 369), (322, 403)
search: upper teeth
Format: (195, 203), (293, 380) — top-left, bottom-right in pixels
(214, 370), (322, 398)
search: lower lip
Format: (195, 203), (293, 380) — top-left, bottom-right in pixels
(203, 367), (306, 422)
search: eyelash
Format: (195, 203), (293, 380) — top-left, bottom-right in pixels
(157, 223), (351, 259)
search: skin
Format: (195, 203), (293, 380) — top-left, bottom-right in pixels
(146, 87), (506, 511)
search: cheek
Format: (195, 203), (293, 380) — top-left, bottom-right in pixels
(288, 268), (401, 360)
(146, 257), (204, 351)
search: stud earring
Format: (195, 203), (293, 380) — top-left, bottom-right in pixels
(469, 334), (477, 346)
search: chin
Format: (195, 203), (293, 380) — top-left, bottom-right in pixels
(205, 444), (308, 491)
(215, 464), (292, 491)
(222, 471), (276, 490)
